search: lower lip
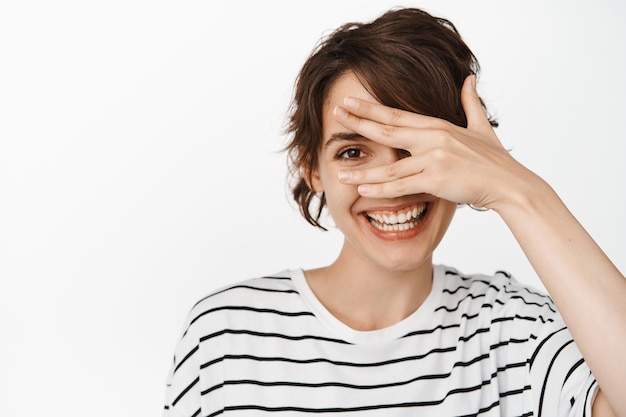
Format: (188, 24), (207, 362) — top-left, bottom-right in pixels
(361, 204), (432, 241)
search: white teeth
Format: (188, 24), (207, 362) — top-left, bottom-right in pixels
(366, 204), (428, 231)
(372, 220), (416, 232)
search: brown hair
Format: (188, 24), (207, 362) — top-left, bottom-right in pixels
(284, 7), (497, 229)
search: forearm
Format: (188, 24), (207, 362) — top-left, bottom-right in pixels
(495, 175), (626, 416)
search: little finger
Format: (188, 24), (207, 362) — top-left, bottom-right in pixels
(356, 174), (432, 199)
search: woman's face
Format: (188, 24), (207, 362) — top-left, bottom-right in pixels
(310, 72), (456, 272)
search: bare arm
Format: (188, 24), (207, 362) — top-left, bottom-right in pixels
(496, 169), (625, 417)
(332, 75), (626, 415)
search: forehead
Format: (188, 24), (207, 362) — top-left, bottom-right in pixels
(325, 72), (376, 107)
(322, 72), (378, 144)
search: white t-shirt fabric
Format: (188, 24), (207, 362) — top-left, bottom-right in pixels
(162, 265), (598, 417)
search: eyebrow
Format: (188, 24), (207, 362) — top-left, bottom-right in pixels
(323, 132), (370, 150)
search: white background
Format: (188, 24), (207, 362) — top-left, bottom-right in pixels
(1, 1), (624, 416)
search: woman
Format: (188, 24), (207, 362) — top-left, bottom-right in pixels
(163, 7), (625, 416)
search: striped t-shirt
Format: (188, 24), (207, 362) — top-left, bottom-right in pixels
(163, 264), (598, 417)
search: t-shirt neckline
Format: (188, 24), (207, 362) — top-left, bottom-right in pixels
(290, 264), (445, 345)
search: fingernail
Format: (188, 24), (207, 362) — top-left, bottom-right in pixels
(344, 97), (358, 109)
(358, 184), (372, 195)
(334, 106), (348, 119)
(338, 170), (352, 181)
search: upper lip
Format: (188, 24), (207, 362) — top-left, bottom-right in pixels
(359, 195), (435, 214)
(360, 201), (431, 226)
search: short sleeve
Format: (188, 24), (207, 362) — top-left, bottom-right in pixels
(527, 318), (599, 417)
(162, 313), (203, 417)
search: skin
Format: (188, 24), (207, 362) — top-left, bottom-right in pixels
(305, 72), (456, 332)
(331, 73), (625, 416)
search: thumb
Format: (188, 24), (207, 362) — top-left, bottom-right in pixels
(461, 75), (496, 136)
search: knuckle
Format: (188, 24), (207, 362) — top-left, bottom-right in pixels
(348, 169), (362, 182)
(385, 163), (398, 178)
(430, 147), (449, 162)
(381, 123), (395, 138)
(432, 128), (451, 142)
(388, 108), (402, 125)
(392, 178), (407, 195)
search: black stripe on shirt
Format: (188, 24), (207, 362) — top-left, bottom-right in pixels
(529, 326), (567, 368)
(443, 280), (496, 294)
(199, 355), (530, 397)
(537, 339), (575, 417)
(201, 346), (457, 369)
(216, 369), (454, 391)
(500, 385), (532, 398)
(401, 310), (541, 338)
(435, 293), (493, 312)
(189, 305), (314, 327)
(172, 376), (199, 406)
(261, 275), (293, 280)
(445, 269), (552, 299)
(193, 284), (300, 307)
(563, 358), (585, 387)
(221, 377), (497, 413)
(174, 345), (198, 373)
(199, 329), (350, 345)
(197, 337), (530, 375)
(582, 380), (598, 417)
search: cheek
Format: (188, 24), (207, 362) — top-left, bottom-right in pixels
(317, 165), (341, 194)
(327, 182), (360, 203)
(322, 176), (360, 212)
(433, 202), (457, 236)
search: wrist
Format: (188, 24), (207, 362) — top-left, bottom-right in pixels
(491, 169), (558, 221)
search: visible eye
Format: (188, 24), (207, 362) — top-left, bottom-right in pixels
(336, 147), (366, 160)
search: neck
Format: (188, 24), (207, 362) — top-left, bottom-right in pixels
(305, 243), (434, 331)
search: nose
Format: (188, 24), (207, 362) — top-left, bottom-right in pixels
(370, 145), (411, 168)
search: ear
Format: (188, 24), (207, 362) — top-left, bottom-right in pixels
(303, 166), (324, 193)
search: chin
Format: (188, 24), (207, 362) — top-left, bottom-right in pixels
(373, 249), (433, 274)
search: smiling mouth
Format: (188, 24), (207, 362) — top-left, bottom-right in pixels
(364, 203), (429, 232)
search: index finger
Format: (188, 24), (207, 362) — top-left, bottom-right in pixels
(334, 97), (447, 148)
(343, 96), (446, 128)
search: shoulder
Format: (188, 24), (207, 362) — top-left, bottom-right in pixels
(437, 265), (559, 322)
(180, 269), (310, 340)
(191, 269), (298, 311)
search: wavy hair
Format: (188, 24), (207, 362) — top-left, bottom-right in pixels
(284, 7), (497, 229)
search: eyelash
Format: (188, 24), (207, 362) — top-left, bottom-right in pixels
(335, 146), (367, 160)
